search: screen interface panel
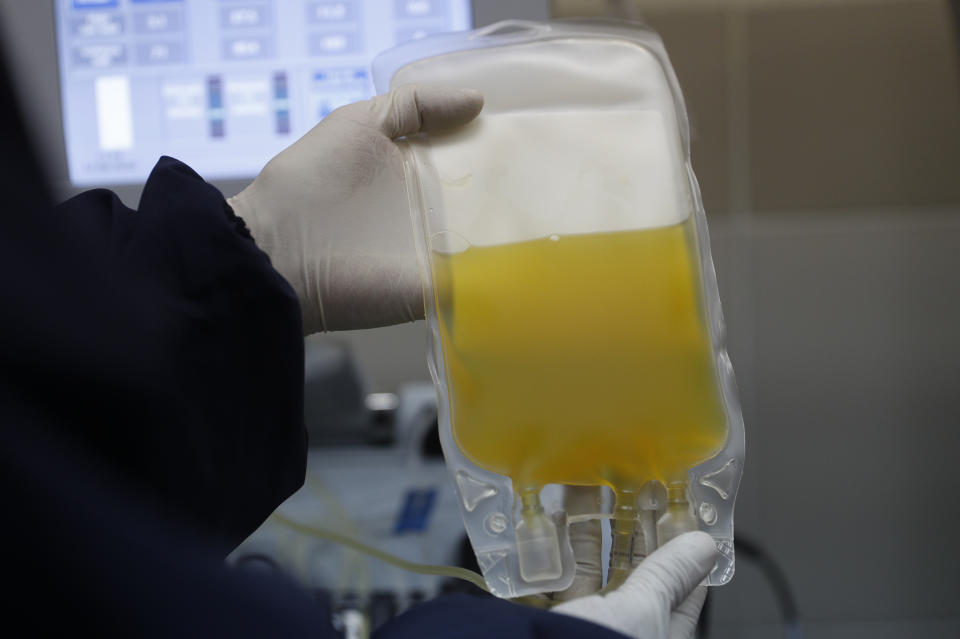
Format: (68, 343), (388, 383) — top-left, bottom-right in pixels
(55, 0), (472, 186)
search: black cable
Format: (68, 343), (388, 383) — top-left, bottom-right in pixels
(698, 533), (802, 639)
(734, 534), (800, 631)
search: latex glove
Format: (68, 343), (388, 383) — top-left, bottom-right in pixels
(552, 531), (717, 639)
(227, 84), (483, 335)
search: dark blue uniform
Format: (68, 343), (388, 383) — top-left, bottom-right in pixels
(0, 55), (621, 638)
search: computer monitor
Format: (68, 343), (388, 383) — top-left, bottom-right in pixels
(53, 0), (472, 187)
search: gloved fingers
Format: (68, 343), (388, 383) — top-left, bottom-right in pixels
(667, 585), (708, 639)
(606, 531), (717, 614)
(309, 253), (424, 333)
(552, 532), (715, 639)
(331, 84), (483, 140)
(551, 486), (604, 602)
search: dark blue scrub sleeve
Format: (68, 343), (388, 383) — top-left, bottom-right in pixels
(43, 157), (307, 552)
(377, 593), (625, 638)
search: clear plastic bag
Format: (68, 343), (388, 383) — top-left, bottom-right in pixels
(373, 19), (745, 598)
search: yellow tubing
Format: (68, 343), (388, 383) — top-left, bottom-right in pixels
(269, 511), (490, 593)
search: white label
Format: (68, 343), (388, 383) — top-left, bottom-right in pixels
(94, 75), (133, 151)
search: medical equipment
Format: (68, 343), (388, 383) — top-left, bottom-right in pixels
(374, 20), (746, 598)
(52, 0), (472, 186)
(231, 345), (480, 631)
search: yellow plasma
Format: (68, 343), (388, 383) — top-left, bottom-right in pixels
(433, 220), (727, 488)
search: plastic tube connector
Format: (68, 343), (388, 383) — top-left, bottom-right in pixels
(605, 487), (640, 590)
(657, 480), (699, 544)
(515, 489), (563, 582)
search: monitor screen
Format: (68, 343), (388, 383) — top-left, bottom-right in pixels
(54, 0), (472, 186)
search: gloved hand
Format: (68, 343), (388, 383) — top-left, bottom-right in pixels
(228, 84), (483, 335)
(550, 487), (717, 639)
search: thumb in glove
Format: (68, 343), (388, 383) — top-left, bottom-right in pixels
(229, 84), (483, 334)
